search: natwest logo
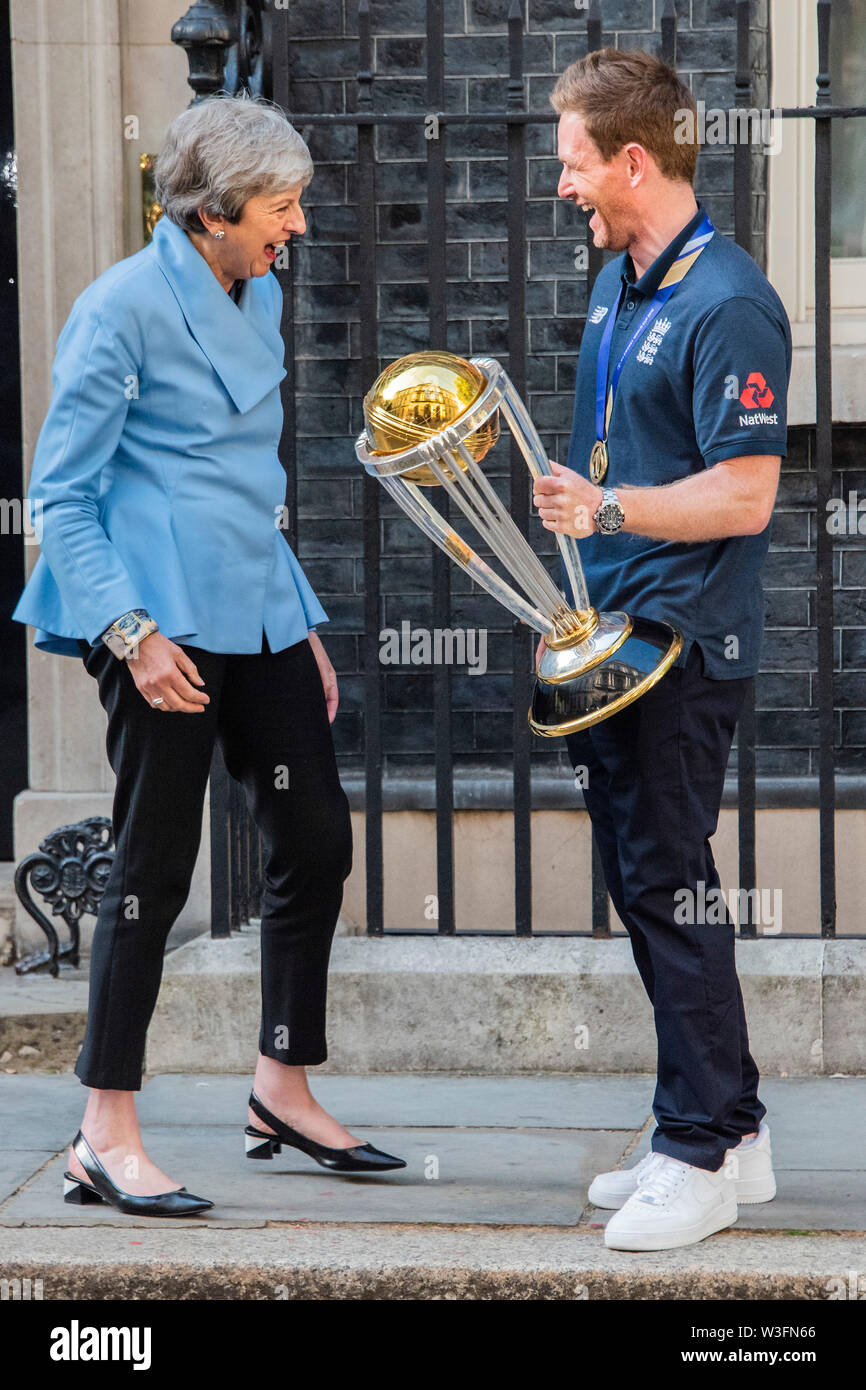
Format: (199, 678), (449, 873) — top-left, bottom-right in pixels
(739, 371), (774, 409)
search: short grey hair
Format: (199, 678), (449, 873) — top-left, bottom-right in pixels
(155, 93), (313, 234)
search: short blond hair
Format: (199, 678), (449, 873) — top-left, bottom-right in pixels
(551, 47), (699, 184)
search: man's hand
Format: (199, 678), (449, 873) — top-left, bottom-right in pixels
(533, 461), (602, 538)
(533, 453), (781, 543)
(308, 630), (339, 723)
(126, 631), (210, 712)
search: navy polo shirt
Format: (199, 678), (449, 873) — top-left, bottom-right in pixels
(562, 203), (792, 679)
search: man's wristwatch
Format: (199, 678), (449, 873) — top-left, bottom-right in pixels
(101, 608), (159, 659)
(593, 487), (626, 535)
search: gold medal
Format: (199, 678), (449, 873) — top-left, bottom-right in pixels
(589, 438), (608, 485)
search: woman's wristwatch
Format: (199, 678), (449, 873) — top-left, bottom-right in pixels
(101, 608), (159, 659)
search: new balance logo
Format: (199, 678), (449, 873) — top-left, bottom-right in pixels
(589, 305), (609, 324)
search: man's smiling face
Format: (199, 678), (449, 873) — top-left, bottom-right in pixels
(556, 110), (635, 253)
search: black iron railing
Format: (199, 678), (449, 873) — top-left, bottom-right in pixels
(169, 0), (861, 940)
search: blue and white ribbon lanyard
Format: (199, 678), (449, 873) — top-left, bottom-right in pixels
(589, 213), (714, 485)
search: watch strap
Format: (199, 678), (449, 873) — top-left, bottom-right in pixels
(101, 609), (159, 659)
(594, 487), (625, 534)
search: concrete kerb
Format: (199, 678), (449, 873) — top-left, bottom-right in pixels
(0, 1225), (864, 1301)
(146, 931), (866, 1076)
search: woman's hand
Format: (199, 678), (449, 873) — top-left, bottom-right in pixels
(533, 461), (602, 538)
(126, 632), (210, 713)
(308, 631), (338, 723)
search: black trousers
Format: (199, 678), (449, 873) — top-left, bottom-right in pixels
(74, 634), (353, 1091)
(566, 643), (766, 1172)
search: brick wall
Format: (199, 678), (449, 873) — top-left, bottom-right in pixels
(766, 424), (866, 779)
(284, 0), (848, 783)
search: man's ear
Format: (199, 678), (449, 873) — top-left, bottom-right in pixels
(622, 142), (650, 186)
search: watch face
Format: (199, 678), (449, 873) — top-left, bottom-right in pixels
(598, 502), (623, 533)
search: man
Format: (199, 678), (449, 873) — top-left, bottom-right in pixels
(533, 49), (791, 1252)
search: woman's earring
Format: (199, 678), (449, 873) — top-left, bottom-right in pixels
(214, 230), (225, 240)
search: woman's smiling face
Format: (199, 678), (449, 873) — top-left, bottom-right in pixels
(209, 185), (307, 280)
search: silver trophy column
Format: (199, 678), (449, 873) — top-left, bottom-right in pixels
(356, 353), (681, 735)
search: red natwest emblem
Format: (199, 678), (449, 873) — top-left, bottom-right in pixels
(739, 372), (774, 409)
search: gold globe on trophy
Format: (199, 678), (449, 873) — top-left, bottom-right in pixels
(363, 350), (500, 485)
(356, 350), (682, 735)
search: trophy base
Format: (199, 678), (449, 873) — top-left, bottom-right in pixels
(529, 613), (683, 737)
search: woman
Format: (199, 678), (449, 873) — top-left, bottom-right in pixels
(13, 94), (404, 1216)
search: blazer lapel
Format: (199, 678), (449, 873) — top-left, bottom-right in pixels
(151, 215), (286, 413)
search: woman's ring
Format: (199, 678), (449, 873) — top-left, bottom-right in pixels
(152, 697), (165, 707)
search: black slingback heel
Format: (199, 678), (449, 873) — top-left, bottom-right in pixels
(63, 1131), (214, 1217)
(244, 1089), (406, 1173)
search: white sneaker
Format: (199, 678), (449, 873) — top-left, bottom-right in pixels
(724, 1123), (776, 1204)
(588, 1148), (667, 1209)
(604, 1154), (737, 1251)
(589, 1121), (776, 1210)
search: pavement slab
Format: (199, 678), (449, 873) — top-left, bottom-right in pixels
(0, 1073), (862, 1261)
(754, 1077), (866, 1167)
(134, 1072), (657, 1130)
(0, 1074), (93, 1150)
(0, 1149), (56, 1204)
(0, 1124), (631, 1229)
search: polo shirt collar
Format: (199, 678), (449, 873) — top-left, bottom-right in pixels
(151, 214), (286, 413)
(622, 200), (706, 298)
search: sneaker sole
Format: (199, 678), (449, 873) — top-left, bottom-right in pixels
(735, 1173), (777, 1204)
(604, 1199), (738, 1252)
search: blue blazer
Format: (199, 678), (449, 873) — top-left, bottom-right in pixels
(13, 214), (328, 657)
